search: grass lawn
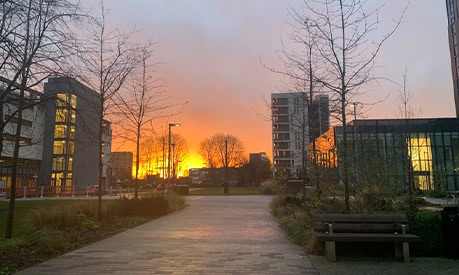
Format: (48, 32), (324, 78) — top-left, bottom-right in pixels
(190, 187), (262, 195)
(0, 194), (184, 274)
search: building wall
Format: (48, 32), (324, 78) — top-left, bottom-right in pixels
(310, 94), (330, 141)
(40, 77), (101, 188)
(0, 88), (44, 188)
(111, 151), (133, 183)
(313, 118), (459, 191)
(271, 92), (309, 178)
(446, 0), (459, 117)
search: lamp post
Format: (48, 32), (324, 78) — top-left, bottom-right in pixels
(224, 136), (228, 194)
(171, 143), (176, 183)
(168, 123), (181, 190)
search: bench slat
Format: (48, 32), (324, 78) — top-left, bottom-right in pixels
(316, 232), (420, 243)
(313, 214), (408, 223)
(313, 223), (409, 233)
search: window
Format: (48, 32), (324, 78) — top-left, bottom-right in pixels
(67, 157), (73, 171)
(55, 109), (68, 122)
(53, 141), (66, 154)
(70, 95), (77, 109)
(68, 141), (74, 154)
(57, 93), (68, 107)
(70, 110), (76, 124)
(4, 115), (33, 127)
(54, 125), (67, 138)
(69, 126), (75, 139)
(52, 157), (65, 171)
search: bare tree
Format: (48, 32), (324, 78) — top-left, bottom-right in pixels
(76, 1), (139, 220)
(212, 133), (246, 168)
(2, 0), (82, 239)
(288, 0), (405, 212)
(170, 133), (188, 179)
(262, 10), (323, 194)
(397, 68), (415, 209)
(199, 137), (216, 168)
(113, 41), (176, 199)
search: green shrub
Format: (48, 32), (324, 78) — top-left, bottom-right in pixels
(423, 190), (448, 198)
(113, 194), (169, 217)
(406, 211), (443, 256)
(32, 228), (68, 255)
(166, 193), (186, 212)
(30, 203), (98, 231)
(260, 179), (282, 195)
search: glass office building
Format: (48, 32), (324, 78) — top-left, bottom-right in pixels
(312, 118), (459, 191)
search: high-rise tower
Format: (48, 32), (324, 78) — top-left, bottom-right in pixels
(447, 0), (459, 117)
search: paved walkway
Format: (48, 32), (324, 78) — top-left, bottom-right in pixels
(18, 195), (318, 274)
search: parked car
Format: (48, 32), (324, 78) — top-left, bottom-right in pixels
(88, 185), (108, 196)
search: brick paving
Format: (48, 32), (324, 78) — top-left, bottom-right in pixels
(18, 195), (319, 274)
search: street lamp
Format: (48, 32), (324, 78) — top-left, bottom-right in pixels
(171, 143), (176, 181)
(168, 123), (181, 188)
(224, 136), (228, 194)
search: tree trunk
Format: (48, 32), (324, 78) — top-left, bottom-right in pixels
(5, 79), (26, 239)
(97, 95), (104, 221)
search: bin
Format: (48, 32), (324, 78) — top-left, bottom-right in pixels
(176, 184), (189, 196)
(441, 206), (459, 259)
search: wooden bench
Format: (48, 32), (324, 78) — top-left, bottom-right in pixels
(313, 214), (420, 263)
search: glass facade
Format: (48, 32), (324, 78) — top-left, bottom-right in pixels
(51, 93), (77, 187)
(312, 118), (459, 191)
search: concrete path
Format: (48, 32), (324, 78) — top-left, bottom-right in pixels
(18, 195), (318, 274)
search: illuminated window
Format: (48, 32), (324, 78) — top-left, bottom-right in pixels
(70, 95), (77, 109)
(54, 125), (67, 138)
(68, 141), (74, 154)
(52, 157), (65, 171)
(57, 93), (68, 107)
(70, 110), (76, 124)
(67, 157), (73, 171)
(51, 173), (64, 187)
(53, 141), (66, 154)
(55, 109), (68, 122)
(69, 126), (75, 139)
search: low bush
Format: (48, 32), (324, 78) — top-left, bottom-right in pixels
(111, 194), (169, 217)
(260, 179), (282, 195)
(406, 210), (443, 256)
(422, 190), (448, 198)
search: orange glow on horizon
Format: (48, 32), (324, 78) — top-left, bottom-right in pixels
(130, 151), (205, 179)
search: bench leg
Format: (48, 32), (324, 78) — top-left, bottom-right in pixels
(395, 242), (410, 263)
(325, 241), (336, 261)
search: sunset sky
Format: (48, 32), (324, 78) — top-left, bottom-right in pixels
(100, 0), (454, 172)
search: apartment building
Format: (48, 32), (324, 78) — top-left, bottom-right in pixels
(0, 77), (111, 189)
(447, 0), (459, 117)
(271, 92), (309, 178)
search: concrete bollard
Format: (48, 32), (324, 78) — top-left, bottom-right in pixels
(23, 186), (27, 199)
(56, 186), (60, 198)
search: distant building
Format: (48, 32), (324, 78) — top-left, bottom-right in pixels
(111, 151), (133, 183)
(189, 168), (208, 185)
(310, 94), (330, 140)
(248, 152), (271, 185)
(446, 0), (459, 117)
(271, 92), (308, 178)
